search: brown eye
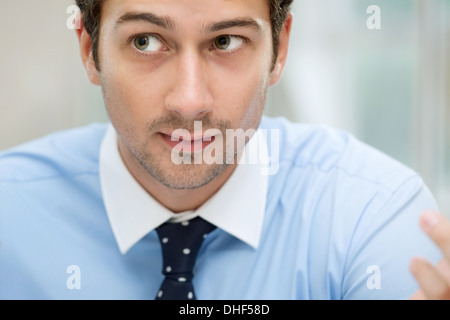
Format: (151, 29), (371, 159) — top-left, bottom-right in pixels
(133, 34), (165, 52)
(134, 36), (149, 50)
(213, 35), (244, 51)
(214, 36), (231, 50)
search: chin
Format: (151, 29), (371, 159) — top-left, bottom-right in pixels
(146, 161), (229, 190)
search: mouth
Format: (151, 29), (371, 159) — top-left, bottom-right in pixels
(158, 132), (217, 152)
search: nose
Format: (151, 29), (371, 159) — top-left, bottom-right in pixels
(164, 50), (214, 120)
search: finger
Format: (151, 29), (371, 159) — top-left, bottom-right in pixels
(410, 257), (450, 300)
(420, 211), (450, 261)
(436, 258), (450, 284)
(409, 288), (426, 300)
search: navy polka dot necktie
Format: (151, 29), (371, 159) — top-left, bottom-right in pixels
(155, 216), (216, 300)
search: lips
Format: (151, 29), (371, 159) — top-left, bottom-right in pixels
(158, 132), (216, 152)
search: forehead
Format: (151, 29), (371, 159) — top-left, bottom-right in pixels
(101, 0), (271, 30)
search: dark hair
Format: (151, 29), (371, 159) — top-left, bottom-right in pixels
(76, 0), (293, 71)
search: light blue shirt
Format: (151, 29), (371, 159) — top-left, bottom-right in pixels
(0, 116), (442, 300)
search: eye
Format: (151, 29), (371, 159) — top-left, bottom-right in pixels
(133, 34), (165, 52)
(213, 35), (244, 51)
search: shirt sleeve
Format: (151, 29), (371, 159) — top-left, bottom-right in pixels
(341, 176), (443, 300)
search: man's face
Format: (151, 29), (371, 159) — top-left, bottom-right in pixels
(96, 0), (277, 189)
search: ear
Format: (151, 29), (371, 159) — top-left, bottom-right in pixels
(75, 12), (101, 86)
(270, 13), (293, 86)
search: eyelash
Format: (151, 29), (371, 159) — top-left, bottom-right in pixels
(210, 35), (248, 53)
(129, 33), (248, 56)
(129, 33), (167, 57)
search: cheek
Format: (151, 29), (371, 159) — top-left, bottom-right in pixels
(98, 41), (169, 121)
(215, 48), (272, 129)
(214, 68), (269, 130)
(241, 82), (268, 130)
(100, 65), (161, 129)
(99, 75), (155, 154)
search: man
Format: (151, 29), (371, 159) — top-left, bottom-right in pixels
(0, 0), (442, 299)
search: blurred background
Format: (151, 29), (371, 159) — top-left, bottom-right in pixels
(0, 0), (449, 216)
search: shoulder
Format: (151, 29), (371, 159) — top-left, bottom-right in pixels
(259, 117), (438, 299)
(0, 123), (108, 183)
(261, 116), (419, 192)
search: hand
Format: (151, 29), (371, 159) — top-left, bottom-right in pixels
(409, 210), (450, 300)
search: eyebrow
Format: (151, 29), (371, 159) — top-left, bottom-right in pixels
(116, 12), (175, 30)
(205, 18), (262, 34)
(115, 11), (262, 34)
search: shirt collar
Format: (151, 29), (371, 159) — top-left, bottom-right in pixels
(99, 124), (268, 254)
